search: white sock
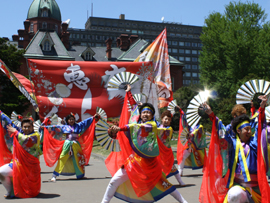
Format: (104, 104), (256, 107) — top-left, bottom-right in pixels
(170, 190), (188, 203)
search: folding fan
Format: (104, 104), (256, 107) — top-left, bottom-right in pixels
(186, 91), (209, 129)
(236, 79), (270, 104)
(107, 72), (139, 91)
(128, 94), (143, 111)
(95, 119), (121, 152)
(11, 111), (22, 127)
(96, 107), (107, 121)
(179, 127), (190, 145)
(265, 105), (270, 123)
(167, 99), (178, 115)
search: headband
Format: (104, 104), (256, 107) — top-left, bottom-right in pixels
(236, 121), (250, 131)
(141, 107), (154, 114)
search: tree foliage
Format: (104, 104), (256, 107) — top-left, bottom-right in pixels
(198, 1), (270, 125)
(0, 38), (29, 116)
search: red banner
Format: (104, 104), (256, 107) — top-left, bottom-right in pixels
(28, 59), (152, 121)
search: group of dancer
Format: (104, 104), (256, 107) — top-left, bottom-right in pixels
(0, 83), (269, 203)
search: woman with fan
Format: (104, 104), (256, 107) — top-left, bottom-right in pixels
(101, 102), (188, 203)
(0, 111), (41, 198)
(199, 95), (268, 203)
(40, 113), (99, 182)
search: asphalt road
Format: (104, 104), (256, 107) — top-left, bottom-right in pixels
(0, 154), (203, 203)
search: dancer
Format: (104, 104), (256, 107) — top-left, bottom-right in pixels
(41, 113), (99, 182)
(158, 110), (185, 185)
(199, 95), (268, 203)
(102, 102), (188, 203)
(177, 107), (207, 179)
(0, 111), (41, 198)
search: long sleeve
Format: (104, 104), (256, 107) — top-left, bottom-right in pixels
(0, 111), (22, 133)
(126, 91), (136, 106)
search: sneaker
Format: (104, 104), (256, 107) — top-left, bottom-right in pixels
(51, 177), (56, 182)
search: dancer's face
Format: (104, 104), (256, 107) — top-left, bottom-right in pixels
(22, 122), (34, 135)
(161, 116), (172, 127)
(140, 110), (153, 123)
(67, 117), (75, 126)
(237, 125), (252, 143)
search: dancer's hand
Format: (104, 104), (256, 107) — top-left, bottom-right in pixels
(108, 125), (120, 139)
(93, 114), (100, 122)
(7, 124), (16, 133)
(259, 95), (268, 108)
(125, 84), (131, 92)
(200, 102), (213, 115)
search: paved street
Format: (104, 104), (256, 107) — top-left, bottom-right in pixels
(0, 154), (203, 203)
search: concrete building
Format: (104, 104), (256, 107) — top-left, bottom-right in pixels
(68, 15), (203, 86)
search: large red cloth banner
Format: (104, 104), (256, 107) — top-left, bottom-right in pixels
(28, 59), (152, 121)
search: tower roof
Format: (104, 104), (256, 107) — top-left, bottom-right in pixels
(27, 0), (61, 21)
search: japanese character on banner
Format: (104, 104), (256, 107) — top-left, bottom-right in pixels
(64, 64), (90, 90)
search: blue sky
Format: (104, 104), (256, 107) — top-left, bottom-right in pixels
(1, 0), (270, 39)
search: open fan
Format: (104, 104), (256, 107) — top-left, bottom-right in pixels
(96, 107), (107, 121)
(128, 94), (143, 111)
(11, 111), (22, 127)
(167, 100), (178, 115)
(179, 127), (190, 145)
(265, 106), (270, 123)
(236, 79), (270, 104)
(186, 92), (209, 129)
(34, 120), (42, 133)
(95, 119), (120, 152)
(107, 72), (139, 91)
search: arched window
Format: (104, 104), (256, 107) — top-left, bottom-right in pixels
(30, 22), (34, 32)
(42, 22), (47, 29)
(41, 9), (48, 17)
(43, 40), (50, 51)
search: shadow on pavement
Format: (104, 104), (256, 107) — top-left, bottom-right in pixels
(42, 176), (111, 183)
(35, 193), (60, 199)
(182, 174), (203, 177)
(40, 171), (54, 174)
(174, 184), (196, 188)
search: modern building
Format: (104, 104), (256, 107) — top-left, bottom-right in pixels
(68, 15), (203, 86)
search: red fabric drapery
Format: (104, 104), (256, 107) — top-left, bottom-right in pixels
(78, 120), (96, 165)
(157, 136), (174, 175)
(177, 109), (188, 165)
(12, 133), (41, 198)
(105, 94), (132, 176)
(0, 122), (12, 166)
(257, 108), (270, 202)
(43, 128), (65, 167)
(199, 113), (228, 203)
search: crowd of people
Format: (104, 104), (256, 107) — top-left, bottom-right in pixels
(0, 84), (269, 203)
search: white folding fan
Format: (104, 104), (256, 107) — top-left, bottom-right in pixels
(95, 119), (121, 152)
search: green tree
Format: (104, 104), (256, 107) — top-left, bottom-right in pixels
(0, 38), (29, 116)
(199, 1), (270, 124)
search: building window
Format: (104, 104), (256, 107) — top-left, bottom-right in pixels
(85, 52), (92, 61)
(185, 57), (190, 61)
(43, 40), (50, 51)
(77, 34), (80, 39)
(198, 43), (203, 47)
(132, 30), (137, 34)
(185, 42), (190, 46)
(192, 50), (197, 54)
(41, 9), (48, 17)
(172, 41), (178, 45)
(168, 41), (171, 45)
(192, 43), (197, 47)
(170, 33), (175, 36)
(30, 22), (34, 32)
(179, 56), (184, 61)
(185, 72), (191, 77)
(132, 23), (137, 26)
(192, 57), (198, 62)
(176, 33), (181, 37)
(185, 64), (191, 69)
(185, 50), (190, 54)
(192, 72), (198, 77)
(179, 49), (184, 54)
(42, 22), (47, 29)
(192, 65), (198, 69)
(168, 48), (172, 53)
(179, 42), (184, 46)
(188, 35), (193, 38)
(172, 49), (178, 53)
(55, 24), (58, 32)
(81, 42), (87, 46)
